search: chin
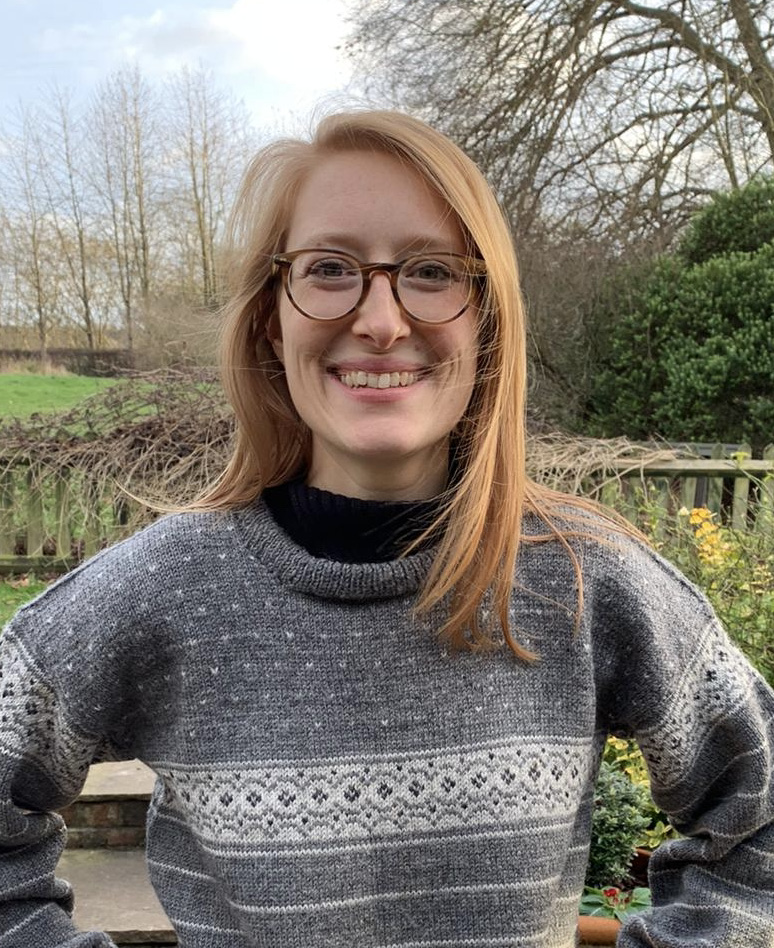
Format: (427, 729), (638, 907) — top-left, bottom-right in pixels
(348, 439), (422, 460)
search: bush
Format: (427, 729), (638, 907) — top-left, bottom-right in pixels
(603, 737), (676, 851)
(678, 177), (774, 264)
(588, 177), (774, 453)
(585, 759), (650, 889)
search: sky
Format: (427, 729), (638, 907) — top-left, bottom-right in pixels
(1, 0), (359, 137)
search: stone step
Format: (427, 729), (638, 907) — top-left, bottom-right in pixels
(57, 848), (176, 946)
(61, 760), (155, 849)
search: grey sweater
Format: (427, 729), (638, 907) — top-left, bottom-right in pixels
(1, 501), (773, 947)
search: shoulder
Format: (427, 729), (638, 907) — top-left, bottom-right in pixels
(5, 509), (237, 633)
(521, 493), (715, 636)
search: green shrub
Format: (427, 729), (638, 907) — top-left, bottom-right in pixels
(678, 177), (774, 264)
(588, 176), (774, 453)
(585, 759), (650, 888)
(603, 737), (676, 851)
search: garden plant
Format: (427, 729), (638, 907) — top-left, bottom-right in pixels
(634, 493), (774, 688)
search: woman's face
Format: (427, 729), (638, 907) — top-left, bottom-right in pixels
(269, 150), (478, 500)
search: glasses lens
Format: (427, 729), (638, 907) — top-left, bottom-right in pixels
(288, 251), (361, 320)
(398, 255), (474, 322)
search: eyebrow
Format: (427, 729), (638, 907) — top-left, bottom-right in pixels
(290, 234), (463, 256)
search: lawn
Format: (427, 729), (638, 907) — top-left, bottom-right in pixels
(0, 575), (50, 627)
(0, 374), (118, 420)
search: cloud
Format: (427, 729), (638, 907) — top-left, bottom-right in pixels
(34, 1), (350, 90)
(25, 1), (353, 130)
(207, 0), (351, 89)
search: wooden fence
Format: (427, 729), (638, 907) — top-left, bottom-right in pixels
(1, 443), (773, 575)
(0, 463), (141, 575)
(599, 444), (774, 531)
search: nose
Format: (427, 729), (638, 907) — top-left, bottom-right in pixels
(349, 271), (411, 349)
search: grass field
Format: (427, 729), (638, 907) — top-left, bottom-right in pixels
(0, 373), (118, 420)
(0, 575), (50, 627)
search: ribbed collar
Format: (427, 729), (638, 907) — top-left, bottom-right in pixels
(229, 494), (438, 601)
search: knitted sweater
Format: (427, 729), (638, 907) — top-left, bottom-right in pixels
(1, 501), (773, 948)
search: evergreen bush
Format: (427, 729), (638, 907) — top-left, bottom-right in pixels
(588, 178), (774, 452)
(585, 759), (650, 889)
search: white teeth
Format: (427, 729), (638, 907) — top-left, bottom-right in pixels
(339, 370), (419, 389)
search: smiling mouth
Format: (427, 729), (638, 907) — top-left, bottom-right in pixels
(336, 370), (423, 389)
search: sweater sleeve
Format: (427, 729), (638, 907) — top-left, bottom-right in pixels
(0, 609), (119, 947)
(592, 543), (774, 947)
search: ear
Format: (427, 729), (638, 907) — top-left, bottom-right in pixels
(266, 312), (284, 364)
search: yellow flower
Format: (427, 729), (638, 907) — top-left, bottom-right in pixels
(689, 507), (713, 526)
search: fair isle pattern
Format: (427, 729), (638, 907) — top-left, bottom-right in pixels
(153, 737), (594, 849)
(0, 634), (94, 800)
(637, 619), (761, 789)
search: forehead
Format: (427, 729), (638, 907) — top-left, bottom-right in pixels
(285, 150), (464, 252)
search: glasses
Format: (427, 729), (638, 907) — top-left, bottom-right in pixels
(272, 248), (486, 324)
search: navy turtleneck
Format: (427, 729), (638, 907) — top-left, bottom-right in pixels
(262, 480), (444, 563)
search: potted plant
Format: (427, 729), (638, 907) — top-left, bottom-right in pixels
(579, 885), (652, 942)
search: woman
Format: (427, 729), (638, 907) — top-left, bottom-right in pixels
(1, 111), (773, 948)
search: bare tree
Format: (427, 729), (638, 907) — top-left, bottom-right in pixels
(88, 66), (161, 352)
(165, 66), (256, 309)
(0, 65), (262, 364)
(347, 0), (774, 423)
(0, 105), (70, 360)
(348, 0), (774, 243)
(32, 88), (101, 351)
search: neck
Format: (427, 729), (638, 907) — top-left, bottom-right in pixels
(307, 446), (449, 501)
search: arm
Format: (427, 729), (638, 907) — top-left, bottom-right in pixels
(592, 544), (774, 946)
(623, 618), (774, 945)
(0, 618), (119, 947)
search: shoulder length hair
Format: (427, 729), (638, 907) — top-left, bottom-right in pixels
(195, 109), (595, 660)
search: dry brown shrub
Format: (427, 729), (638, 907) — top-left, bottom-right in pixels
(0, 370), (233, 547)
(0, 369), (691, 558)
(526, 431), (691, 495)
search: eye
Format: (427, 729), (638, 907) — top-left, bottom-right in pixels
(301, 256), (357, 282)
(402, 257), (458, 288)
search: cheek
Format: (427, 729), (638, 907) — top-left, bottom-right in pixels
(271, 308), (338, 377)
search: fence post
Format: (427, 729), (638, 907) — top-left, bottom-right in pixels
(706, 443), (724, 515)
(758, 444), (774, 535)
(731, 443), (752, 529)
(599, 479), (622, 509)
(680, 474), (698, 511)
(0, 466), (15, 557)
(54, 469), (72, 559)
(26, 467), (45, 557)
(82, 478), (102, 559)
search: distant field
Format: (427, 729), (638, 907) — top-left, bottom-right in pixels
(0, 374), (118, 420)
